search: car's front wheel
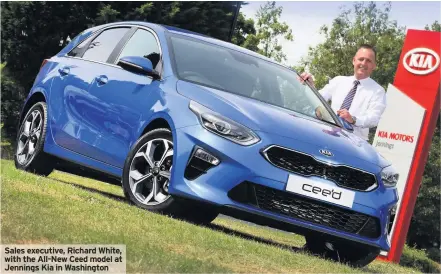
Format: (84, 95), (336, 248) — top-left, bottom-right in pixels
(304, 234), (380, 267)
(14, 102), (55, 176)
(122, 128), (218, 224)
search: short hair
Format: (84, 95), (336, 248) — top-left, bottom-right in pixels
(357, 44), (377, 60)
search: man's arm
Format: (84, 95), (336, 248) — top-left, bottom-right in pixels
(300, 72), (339, 101)
(353, 88), (387, 128)
(318, 77), (340, 101)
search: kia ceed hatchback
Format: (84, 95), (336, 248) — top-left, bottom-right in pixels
(15, 21), (399, 267)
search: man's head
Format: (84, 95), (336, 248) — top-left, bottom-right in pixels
(352, 44), (377, 80)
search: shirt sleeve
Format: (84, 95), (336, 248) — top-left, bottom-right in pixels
(354, 87), (387, 128)
(318, 76), (340, 101)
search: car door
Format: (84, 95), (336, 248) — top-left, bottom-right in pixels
(84, 27), (163, 167)
(49, 26), (131, 160)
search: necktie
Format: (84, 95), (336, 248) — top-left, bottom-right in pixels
(340, 80), (360, 110)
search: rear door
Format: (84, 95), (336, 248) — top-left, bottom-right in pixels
(49, 26), (131, 160)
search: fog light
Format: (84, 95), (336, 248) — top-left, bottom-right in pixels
(184, 147), (221, 180)
(387, 205), (397, 235)
(194, 148), (220, 165)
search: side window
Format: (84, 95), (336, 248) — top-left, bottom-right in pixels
(67, 35), (95, 57)
(117, 29), (161, 70)
(81, 28), (129, 63)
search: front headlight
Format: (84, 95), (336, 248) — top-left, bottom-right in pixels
(381, 165), (399, 188)
(189, 101), (260, 146)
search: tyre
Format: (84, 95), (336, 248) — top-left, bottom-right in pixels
(304, 234), (380, 267)
(14, 102), (55, 176)
(122, 128), (218, 225)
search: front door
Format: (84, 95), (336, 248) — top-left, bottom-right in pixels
(85, 28), (163, 167)
(49, 26), (131, 161)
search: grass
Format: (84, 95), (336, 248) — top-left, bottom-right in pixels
(1, 158), (428, 273)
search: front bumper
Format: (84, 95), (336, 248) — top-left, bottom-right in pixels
(169, 125), (398, 251)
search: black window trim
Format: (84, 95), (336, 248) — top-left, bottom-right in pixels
(109, 26), (164, 78)
(66, 26), (132, 61)
(64, 24), (164, 80)
(107, 27), (138, 64)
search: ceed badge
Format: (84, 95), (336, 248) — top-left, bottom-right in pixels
(286, 174), (355, 208)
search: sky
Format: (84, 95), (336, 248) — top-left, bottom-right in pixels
(240, 1), (441, 66)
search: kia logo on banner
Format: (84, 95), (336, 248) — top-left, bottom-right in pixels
(403, 48), (440, 75)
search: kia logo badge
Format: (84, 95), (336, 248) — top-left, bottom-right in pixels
(403, 48), (440, 75)
(319, 149), (333, 157)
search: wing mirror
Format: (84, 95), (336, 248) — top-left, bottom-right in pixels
(338, 116), (354, 132)
(117, 56), (160, 79)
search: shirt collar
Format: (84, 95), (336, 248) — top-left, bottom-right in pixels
(351, 75), (370, 86)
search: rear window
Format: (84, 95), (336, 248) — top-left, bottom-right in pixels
(77, 27), (129, 63)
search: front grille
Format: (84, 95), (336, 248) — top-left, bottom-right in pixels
(262, 146), (377, 191)
(228, 182), (381, 239)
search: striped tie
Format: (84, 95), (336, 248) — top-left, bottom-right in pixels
(340, 80), (360, 110)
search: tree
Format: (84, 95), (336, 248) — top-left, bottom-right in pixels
(246, 1), (293, 62)
(95, 4), (121, 24)
(232, 12), (259, 52)
(425, 20), (441, 32)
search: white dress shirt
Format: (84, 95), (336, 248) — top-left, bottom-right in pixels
(319, 75), (387, 141)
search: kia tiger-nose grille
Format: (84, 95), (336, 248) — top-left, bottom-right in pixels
(261, 146), (378, 191)
(228, 182), (381, 239)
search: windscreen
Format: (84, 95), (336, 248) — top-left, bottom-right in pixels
(169, 33), (338, 125)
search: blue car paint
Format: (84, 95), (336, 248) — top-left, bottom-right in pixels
(22, 21), (397, 251)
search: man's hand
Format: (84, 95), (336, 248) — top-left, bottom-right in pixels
(299, 72), (315, 87)
(315, 106), (325, 120)
(337, 109), (354, 124)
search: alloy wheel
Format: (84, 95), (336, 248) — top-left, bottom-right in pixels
(16, 109), (43, 165)
(128, 138), (173, 206)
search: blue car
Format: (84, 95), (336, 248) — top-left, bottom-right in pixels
(15, 21), (399, 266)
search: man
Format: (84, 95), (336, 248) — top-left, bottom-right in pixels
(301, 44), (387, 141)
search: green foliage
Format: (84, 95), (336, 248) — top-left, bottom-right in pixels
(300, 1), (405, 90)
(245, 1), (293, 62)
(425, 20), (441, 32)
(231, 12), (258, 52)
(95, 4), (121, 24)
(400, 244), (441, 273)
(169, 2), (236, 41)
(1, 63), (25, 136)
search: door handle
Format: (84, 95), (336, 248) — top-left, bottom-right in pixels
(95, 75), (108, 85)
(58, 67), (70, 76)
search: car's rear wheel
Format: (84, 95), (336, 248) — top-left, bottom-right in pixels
(304, 234), (380, 267)
(122, 128), (218, 225)
(14, 102), (55, 176)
